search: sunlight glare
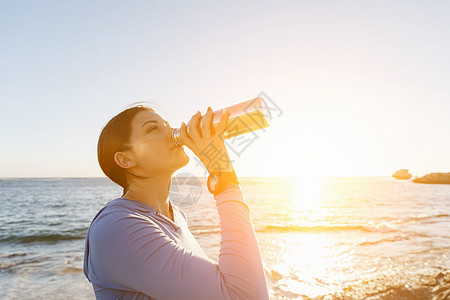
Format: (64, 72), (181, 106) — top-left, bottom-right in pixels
(272, 233), (355, 298)
(293, 175), (324, 212)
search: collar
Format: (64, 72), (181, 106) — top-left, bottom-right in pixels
(108, 197), (181, 231)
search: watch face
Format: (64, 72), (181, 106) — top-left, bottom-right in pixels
(211, 176), (218, 191)
(208, 171), (239, 195)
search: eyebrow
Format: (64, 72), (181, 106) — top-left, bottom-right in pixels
(141, 120), (170, 129)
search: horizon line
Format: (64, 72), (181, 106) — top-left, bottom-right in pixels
(0, 175), (405, 179)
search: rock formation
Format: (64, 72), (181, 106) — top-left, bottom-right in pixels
(413, 172), (450, 184)
(392, 169), (412, 180)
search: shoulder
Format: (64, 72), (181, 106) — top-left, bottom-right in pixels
(88, 199), (161, 241)
(90, 200), (143, 225)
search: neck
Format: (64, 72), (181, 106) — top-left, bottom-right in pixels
(123, 171), (174, 221)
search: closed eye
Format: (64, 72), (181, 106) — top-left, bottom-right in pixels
(146, 126), (158, 133)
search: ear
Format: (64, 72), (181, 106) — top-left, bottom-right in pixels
(114, 151), (138, 169)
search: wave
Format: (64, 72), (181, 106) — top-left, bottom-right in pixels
(403, 213), (450, 224)
(0, 255), (42, 270)
(256, 224), (398, 233)
(357, 236), (406, 246)
(268, 269), (450, 299)
(190, 224), (398, 235)
(332, 270), (450, 299)
(0, 253), (26, 258)
(190, 225), (220, 235)
(0, 229), (87, 244)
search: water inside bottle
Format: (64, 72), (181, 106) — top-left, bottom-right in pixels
(210, 96), (271, 139)
(172, 96), (271, 147)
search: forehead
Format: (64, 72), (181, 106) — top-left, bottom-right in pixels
(132, 110), (165, 127)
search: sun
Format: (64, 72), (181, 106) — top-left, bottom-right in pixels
(293, 175), (324, 212)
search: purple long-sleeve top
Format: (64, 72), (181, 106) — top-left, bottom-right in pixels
(83, 187), (269, 299)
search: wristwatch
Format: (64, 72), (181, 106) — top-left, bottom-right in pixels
(207, 169), (240, 197)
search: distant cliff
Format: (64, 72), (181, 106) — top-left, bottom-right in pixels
(413, 173), (450, 184)
(392, 169), (412, 180)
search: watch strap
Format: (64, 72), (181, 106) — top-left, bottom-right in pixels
(207, 170), (240, 197)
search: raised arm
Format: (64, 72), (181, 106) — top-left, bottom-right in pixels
(214, 187), (269, 299)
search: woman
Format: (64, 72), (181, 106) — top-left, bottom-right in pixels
(83, 104), (269, 299)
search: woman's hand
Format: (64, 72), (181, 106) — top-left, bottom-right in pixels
(179, 107), (234, 174)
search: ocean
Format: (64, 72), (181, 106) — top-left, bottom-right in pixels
(0, 177), (449, 299)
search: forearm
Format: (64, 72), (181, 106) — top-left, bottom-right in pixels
(215, 187), (269, 300)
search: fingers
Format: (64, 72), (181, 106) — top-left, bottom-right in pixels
(179, 122), (194, 149)
(187, 110), (202, 140)
(215, 109), (230, 138)
(201, 107), (214, 138)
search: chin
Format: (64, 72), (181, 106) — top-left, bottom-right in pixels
(176, 153), (189, 169)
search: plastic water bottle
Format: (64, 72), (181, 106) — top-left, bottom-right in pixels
(171, 97), (271, 147)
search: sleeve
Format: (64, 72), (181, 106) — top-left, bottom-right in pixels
(88, 187), (269, 300)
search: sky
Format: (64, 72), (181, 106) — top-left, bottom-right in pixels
(0, 0), (449, 179)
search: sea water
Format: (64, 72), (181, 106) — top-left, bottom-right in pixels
(0, 177), (449, 299)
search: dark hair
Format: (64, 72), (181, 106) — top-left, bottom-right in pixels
(97, 105), (154, 197)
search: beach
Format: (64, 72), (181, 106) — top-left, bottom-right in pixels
(1, 177), (449, 299)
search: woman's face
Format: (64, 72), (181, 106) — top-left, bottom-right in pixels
(121, 110), (189, 176)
